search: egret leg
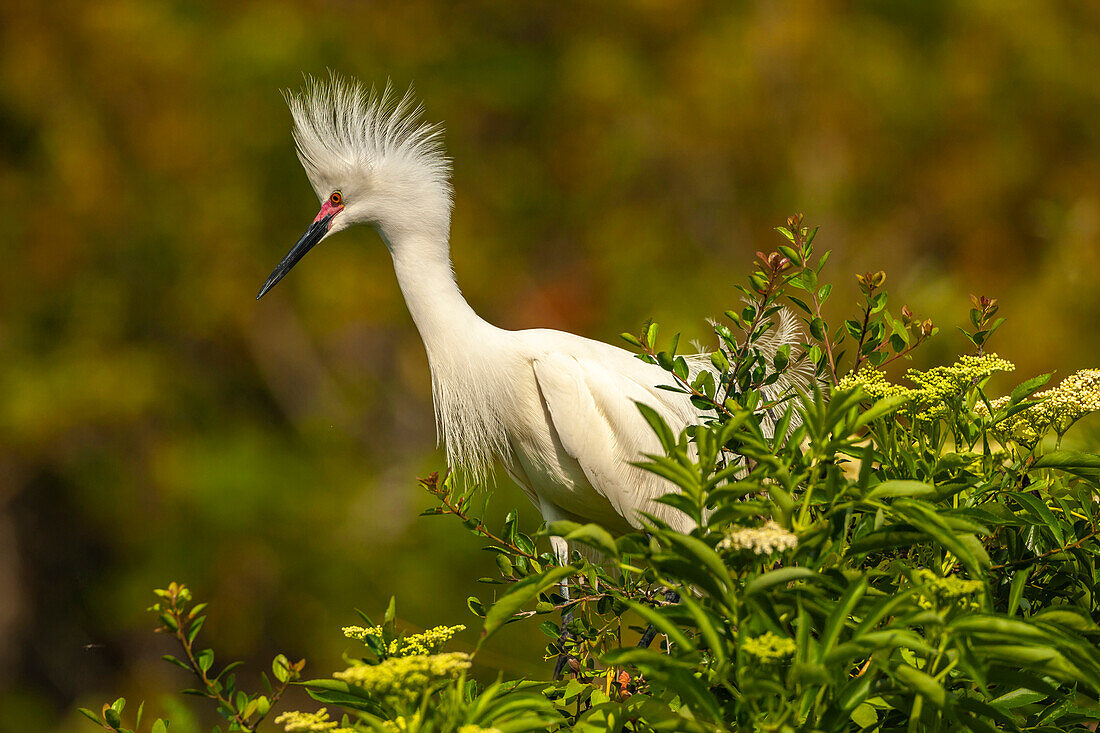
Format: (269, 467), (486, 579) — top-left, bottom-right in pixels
(637, 589), (681, 650)
(550, 535), (577, 679)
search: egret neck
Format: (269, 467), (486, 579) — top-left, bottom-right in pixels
(382, 223), (513, 484)
(383, 227), (495, 351)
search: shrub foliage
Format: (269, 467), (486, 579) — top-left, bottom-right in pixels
(83, 217), (1100, 732)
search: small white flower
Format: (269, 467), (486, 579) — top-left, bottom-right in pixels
(719, 520), (798, 555)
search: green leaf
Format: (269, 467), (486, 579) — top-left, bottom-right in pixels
(679, 593), (727, 667)
(151, 720), (168, 733)
(891, 499), (983, 576)
(1008, 567), (1030, 616)
(660, 668), (724, 722)
(186, 615), (205, 645)
(562, 523), (619, 558)
(301, 678), (377, 700)
(479, 565), (577, 648)
(855, 629), (937, 656)
(383, 595), (397, 631)
(802, 267), (818, 290)
(821, 577), (867, 653)
(968, 645), (1069, 676)
(894, 664), (946, 709)
(955, 697), (1019, 731)
(659, 532), (731, 599)
(673, 355), (689, 381)
(1007, 491), (1066, 546)
(636, 456), (700, 493)
(78, 708), (102, 726)
(1010, 373), (1052, 405)
(866, 480), (936, 500)
(958, 533), (992, 569)
(834, 672), (875, 718)
(601, 646), (696, 669)
(104, 707), (122, 729)
(990, 688), (1047, 709)
(745, 567), (819, 597)
(161, 654), (191, 671)
(635, 402), (676, 452)
(949, 616), (1054, 645)
(621, 598), (695, 653)
(788, 295), (813, 314)
(846, 530), (925, 556)
(855, 587), (919, 635)
(851, 394), (910, 431)
(1031, 607), (1100, 633)
(850, 702), (878, 728)
(1033, 450), (1100, 477)
(272, 654), (290, 684)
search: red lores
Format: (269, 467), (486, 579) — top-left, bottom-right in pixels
(314, 198), (344, 224)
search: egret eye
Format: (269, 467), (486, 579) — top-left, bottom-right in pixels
(329, 191), (343, 206)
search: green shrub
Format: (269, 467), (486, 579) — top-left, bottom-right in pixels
(82, 217), (1100, 732)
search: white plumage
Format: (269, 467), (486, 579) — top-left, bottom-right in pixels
(259, 77), (807, 553)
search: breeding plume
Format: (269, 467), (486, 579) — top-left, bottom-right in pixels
(258, 78), (803, 560)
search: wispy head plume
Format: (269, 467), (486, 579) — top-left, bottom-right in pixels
(283, 73), (452, 203)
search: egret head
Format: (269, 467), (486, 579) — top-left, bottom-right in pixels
(257, 76), (453, 299)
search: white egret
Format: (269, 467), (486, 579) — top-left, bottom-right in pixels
(257, 77), (804, 564)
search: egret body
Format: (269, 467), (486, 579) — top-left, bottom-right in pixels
(258, 78), (800, 561)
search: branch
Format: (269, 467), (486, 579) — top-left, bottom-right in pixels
(421, 472), (539, 560)
(990, 527), (1100, 571)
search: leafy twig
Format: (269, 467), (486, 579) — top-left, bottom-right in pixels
(420, 471), (539, 560)
(151, 582), (303, 732)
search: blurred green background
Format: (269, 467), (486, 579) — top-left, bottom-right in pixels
(2, 1), (1099, 730)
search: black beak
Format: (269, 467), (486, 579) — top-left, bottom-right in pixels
(256, 214), (332, 300)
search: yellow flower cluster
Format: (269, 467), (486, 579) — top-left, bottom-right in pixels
(905, 354), (1015, 420)
(741, 632), (797, 662)
(914, 569), (983, 612)
(343, 624), (466, 657)
(381, 714), (419, 732)
(335, 652), (472, 706)
(908, 354), (1015, 392)
(390, 625), (467, 656)
(719, 520), (798, 555)
(273, 708), (355, 733)
(838, 354), (1016, 422)
(342, 624), (383, 641)
(988, 369), (1100, 443)
(458, 727), (504, 733)
(836, 368), (919, 402)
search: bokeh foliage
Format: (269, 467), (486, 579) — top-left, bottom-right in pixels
(1, 2), (1099, 731)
